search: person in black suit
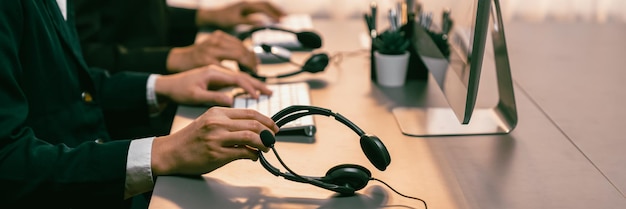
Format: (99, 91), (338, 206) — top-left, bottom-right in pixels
(0, 1), (279, 208)
(74, 0), (285, 140)
(74, 0), (285, 74)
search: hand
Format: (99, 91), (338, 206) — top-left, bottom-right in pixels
(151, 107), (280, 175)
(196, 1), (286, 29)
(166, 30), (258, 73)
(155, 65), (272, 106)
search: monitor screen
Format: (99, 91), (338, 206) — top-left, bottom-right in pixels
(411, 0), (491, 124)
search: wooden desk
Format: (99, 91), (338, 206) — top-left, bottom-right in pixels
(149, 19), (626, 209)
(505, 22), (626, 197)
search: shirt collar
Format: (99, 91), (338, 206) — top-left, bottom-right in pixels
(55, 0), (67, 21)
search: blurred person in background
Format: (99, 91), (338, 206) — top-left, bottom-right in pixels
(73, 0), (285, 139)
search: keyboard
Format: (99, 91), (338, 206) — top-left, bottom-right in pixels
(233, 82), (316, 137)
(251, 14), (314, 50)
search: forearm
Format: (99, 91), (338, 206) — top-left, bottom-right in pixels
(0, 131), (130, 206)
(166, 46), (201, 73)
(150, 135), (176, 176)
(194, 7), (219, 28)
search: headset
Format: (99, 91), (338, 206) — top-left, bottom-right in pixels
(237, 27), (330, 81)
(258, 105), (390, 195)
(257, 105), (427, 209)
(238, 44), (329, 81)
(237, 26), (323, 49)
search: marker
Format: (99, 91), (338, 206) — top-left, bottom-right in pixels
(370, 1), (378, 32)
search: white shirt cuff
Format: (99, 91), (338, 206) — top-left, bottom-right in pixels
(146, 74), (161, 117)
(125, 137), (155, 199)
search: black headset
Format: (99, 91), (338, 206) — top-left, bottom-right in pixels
(238, 27), (330, 81)
(237, 26), (323, 49)
(258, 105), (392, 195)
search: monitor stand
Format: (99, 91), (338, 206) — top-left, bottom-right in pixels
(392, 0), (517, 137)
(393, 106), (515, 136)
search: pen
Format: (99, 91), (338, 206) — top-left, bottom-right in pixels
(370, 1), (377, 32)
(364, 13), (373, 31)
(364, 13), (378, 38)
(389, 9), (398, 31)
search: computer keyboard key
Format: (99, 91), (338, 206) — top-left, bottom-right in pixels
(232, 82), (316, 137)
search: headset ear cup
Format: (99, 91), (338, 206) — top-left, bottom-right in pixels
(296, 31), (323, 49)
(323, 164), (372, 191)
(302, 53), (329, 73)
(360, 134), (391, 171)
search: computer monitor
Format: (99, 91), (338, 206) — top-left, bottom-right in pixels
(392, 0), (517, 136)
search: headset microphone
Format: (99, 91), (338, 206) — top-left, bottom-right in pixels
(239, 44), (330, 81)
(257, 105), (428, 208)
(260, 130), (276, 148)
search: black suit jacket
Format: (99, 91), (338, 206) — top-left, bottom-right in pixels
(74, 0), (199, 75)
(0, 1), (151, 208)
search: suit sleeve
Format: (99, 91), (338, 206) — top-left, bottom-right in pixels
(74, 1), (199, 75)
(167, 6), (200, 46)
(81, 42), (173, 75)
(73, 0), (172, 75)
(87, 68), (151, 112)
(86, 67), (172, 139)
(0, 1), (131, 207)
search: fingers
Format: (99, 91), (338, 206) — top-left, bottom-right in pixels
(220, 130), (270, 153)
(201, 107), (279, 134)
(219, 108), (279, 133)
(240, 2), (286, 22)
(201, 108), (278, 152)
(194, 90), (234, 106)
(168, 65), (271, 106)
(231, 73), (271, 99)
(201, 31), (258, 71)
(205, 66), (272, 99)
(221, 145), (260, 162)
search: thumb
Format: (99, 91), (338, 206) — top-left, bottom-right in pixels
(231, 147), (261, 162)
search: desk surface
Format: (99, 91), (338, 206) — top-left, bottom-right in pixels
(149, 19), (626, 209)
(505, 22), (626, 197)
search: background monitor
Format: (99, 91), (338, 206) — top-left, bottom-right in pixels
(392, 0), (518, 136)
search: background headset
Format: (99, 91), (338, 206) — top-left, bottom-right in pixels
(237, 26), (323, 49)
(258, 105), (427, 208)
(237, 27), (330, 81)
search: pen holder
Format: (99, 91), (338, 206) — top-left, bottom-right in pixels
(370, 19), (428, 84)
